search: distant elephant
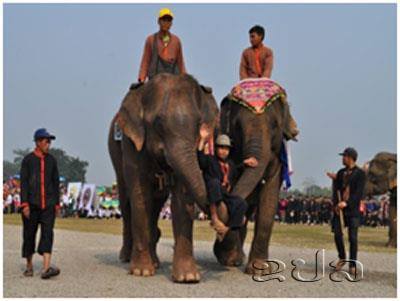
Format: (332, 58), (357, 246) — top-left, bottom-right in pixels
(108, 73), (218, 282)
(364, 152), (397, 247)
(215, 93), (298, 273)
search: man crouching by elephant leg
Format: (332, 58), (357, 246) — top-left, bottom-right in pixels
(197, 134), (258, 242)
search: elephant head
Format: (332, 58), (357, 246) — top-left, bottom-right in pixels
(220, 95), (294, 199)
(364, 152), (397, 196)
(214, 95), (296, 265)
(116, 73), (219, 212)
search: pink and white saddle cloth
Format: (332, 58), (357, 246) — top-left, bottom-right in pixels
(230, 78), (287, 114)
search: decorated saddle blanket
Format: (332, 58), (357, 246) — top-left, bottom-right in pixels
(229, 78), (286, 114)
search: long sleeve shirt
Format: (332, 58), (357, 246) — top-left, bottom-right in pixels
(20, 148), (60, 209)
(239, 44), (273, 80)
(332, 166), (366, 217)
(197, 151), (244, 193)
(138, 31), (186, 81)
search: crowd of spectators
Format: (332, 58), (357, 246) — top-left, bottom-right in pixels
(4, 177), (391, 227)
(3, 177), (21, 214)
(3, 178), (121, 219)
(59, 184), (121, 219)
(276, 195), (391, 227)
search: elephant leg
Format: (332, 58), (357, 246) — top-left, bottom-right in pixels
(122, 139), (155, 277)
(118, 158), (132, 262)
(238, 196), (258, 262)
(127, 179), (156, 276)
(212, 196), (258, 267)
(387, 205), (397, 248)
(108, 121), (133, 262)
(245, 166), (280, 274)
(149, 190), (169, 268)
(171, 182), (200, 283)
(119, 184), (132, 262)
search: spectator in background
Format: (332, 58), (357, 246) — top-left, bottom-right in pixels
(278, 198), (288, 223)
(13, 190), (21, 213)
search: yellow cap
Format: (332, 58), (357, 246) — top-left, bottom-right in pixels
(159, 8), (174, 19)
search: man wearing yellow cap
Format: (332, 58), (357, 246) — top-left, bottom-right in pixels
(138, 8), (186, 82)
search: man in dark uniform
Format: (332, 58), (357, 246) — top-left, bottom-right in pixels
(327, 147), (366, 275)
(20, 128), (61, 279)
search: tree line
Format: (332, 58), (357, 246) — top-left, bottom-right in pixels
(3, 148), (89, 183)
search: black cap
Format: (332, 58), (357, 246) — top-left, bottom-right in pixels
(33, 128), (56, 141)
(339, 147), (358, 161)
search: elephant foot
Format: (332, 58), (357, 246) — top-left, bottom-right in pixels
(172, 256), (201, 283)
(119, 246), (132, 263)
(129, 251), (156, 277)
(245, 258), (271, 275)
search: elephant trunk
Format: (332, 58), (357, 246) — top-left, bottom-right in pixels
(231, 133), (270, 200)
(165, 143), (208, 212)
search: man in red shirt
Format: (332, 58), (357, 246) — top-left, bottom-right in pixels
(138, 8), (186, 82)
(240, 25), (273, 80)
(239, 25), (299, 141)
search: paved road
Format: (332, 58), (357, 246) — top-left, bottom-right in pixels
(3, 225), (397, 297)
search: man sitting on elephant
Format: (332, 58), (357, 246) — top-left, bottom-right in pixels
(138, 8), (186, 83)
(239, 25), (299, 141)
(198, 134), (258, 241)
(240, 25), (273, 80)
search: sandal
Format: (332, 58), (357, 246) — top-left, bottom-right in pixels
(41, 266), (60, 279)
(23, 268), (33, 277)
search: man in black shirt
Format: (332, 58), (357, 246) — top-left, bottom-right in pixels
(197, 134), (258, 241)
(327, 147), (366, 275)
(20, 128), (61, 279)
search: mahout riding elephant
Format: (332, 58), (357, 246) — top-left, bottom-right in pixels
(364, 152), (397, 247)
(215, 92), (298, 273)
(108, 73), (218, 282)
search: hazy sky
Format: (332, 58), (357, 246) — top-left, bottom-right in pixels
(3, 3), (397, 189)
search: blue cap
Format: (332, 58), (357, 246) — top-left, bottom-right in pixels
(34, 128), (56, 141)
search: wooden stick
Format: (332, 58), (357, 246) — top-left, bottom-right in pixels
(336, 190), (346, 236)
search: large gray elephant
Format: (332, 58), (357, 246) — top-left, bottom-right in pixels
(364, 152), (397, 247)
(108, 73), (219, 282)
(215, 93), (298, 273)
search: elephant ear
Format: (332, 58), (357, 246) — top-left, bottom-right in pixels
(385, 153), (397, 189)
(116, 88), (145, 151)
(219, 96), (233, 135)
(276, 96), (298, 141)
(199, 86), (218, 127)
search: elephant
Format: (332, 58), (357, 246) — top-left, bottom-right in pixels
(364, 152), (397, 247)
(108, 73), (219, 282)
(214, 93), (298, 273)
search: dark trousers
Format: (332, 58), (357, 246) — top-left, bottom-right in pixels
(22, 205), (56, 258)
(331, 214), (360, 267)
(206, 178), (248, 229)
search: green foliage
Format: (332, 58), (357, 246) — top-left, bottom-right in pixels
(3, 160), (19, 180)
(3, 147), (89, 183)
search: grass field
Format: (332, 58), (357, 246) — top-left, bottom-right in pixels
(3, 214), (396, 254)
